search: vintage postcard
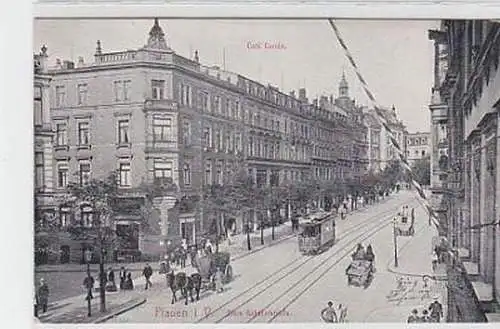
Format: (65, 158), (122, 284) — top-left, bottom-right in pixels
(32, 16), (500, 325)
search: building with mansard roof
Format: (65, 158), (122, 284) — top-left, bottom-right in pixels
(37, 19), (374, 263)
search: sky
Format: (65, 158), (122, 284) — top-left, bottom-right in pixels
(33, 19), (439, 133)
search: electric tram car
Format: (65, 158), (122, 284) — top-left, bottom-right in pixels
(298, 212), (336, 255)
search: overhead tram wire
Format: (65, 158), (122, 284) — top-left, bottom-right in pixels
(326, 19), (455, 256)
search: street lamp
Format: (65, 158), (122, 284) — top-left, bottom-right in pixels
(392, 217), (399, 268)
(84, 249), (93, 317)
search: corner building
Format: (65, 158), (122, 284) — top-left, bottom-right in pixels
(45, 19), (370, 258)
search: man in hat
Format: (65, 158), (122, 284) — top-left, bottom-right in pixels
(321, 301), (338, 323)
(428, 297), (443, 322)
(37, 278), (49, 314)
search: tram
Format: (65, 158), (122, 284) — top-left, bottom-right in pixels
(298, 212), (336, 255)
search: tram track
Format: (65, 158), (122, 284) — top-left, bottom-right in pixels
(196, 196), (419, 323)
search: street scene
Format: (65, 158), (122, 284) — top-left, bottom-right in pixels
(33, 18), (500, 324)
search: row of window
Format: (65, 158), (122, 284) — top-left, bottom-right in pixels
(55, 81), (132, 108)
(408, 137), (429, 146)
(55, 159), (192, 189)
(202, 126), (242, 153)
(247, 138), (310, 163)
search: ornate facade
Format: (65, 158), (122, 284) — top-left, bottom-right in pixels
(430, 20), (500, 322)
(38, 19), (376, 261)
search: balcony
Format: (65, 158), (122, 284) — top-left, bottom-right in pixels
(145, 140), (178, 153)
(144, 99), (178, 112)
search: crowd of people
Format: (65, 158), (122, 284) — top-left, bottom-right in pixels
(407, 299), (444, 323)
(321, 301), (348, 323)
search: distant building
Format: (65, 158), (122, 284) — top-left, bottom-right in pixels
(363, 110), (382, 173)
(406, 132), (431, 166)
(365, 106), (408, 171)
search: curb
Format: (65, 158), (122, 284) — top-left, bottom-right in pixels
(385, 220), (446, 281)
(93, 298), (147, 324)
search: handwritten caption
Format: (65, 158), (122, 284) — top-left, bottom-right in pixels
(246, 41), (287, 50)
(154, 306), (291, 319)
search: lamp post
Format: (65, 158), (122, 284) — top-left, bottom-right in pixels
(84, 249), (93, 317)
(392, 217), (399, 268)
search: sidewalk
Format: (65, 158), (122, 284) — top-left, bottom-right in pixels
(384, 217), (448, 322)
(35, 196), (394, 324)
(35, 221), (296, 324)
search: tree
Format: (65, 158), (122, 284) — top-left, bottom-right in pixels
(411, 156), (431, 186)
(59, 171), (120, 313)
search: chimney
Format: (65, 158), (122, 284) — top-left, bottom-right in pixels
(299, 88), (306, 100)
(77, 56), (84, 67)
(289, 90), (296, 98)
(38, 45), (48, 72)
(95, 40), (102, 55)
(63, 60), (75, 69)
(194, 50), (199, 63)
(55, 58), (62, 69)
(329, 94), (333, 104)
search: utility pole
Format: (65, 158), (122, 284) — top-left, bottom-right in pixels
(393, 217), (399, 267)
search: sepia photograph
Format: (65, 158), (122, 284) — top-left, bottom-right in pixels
(32, 17), (500, 324)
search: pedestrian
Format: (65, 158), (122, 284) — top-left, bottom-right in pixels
(83, 273), (95, 300)
(37, 278), (49, 314)
(180, 245), (187, 268)
(34, 290), (38, 318)
(321, 301), (337, 323)
(143, 263), (153, 290)
(407, 309), (419, 323)
(190, 246), (198, 267)
(432, 251), (439, 271)
(421, 309), (431, 322)
(428, 297), (443, 322)
(123, 273), (134, 290)
(205, 239), (213, 254)
(339, 205), (347, 220)
(106, 267), (117, 292)
(337, 303), (348, 323)
(119, 266), (127, 290)
(214, 267), (223, 293)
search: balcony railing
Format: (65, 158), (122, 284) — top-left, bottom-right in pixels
(144, 99), (178, 111)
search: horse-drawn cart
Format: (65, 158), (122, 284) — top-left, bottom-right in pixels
(395, 214), (415, 236)
(195, 251), (233, 290)
(346, 260), (374, 288)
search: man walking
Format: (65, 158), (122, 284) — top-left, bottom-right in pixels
(143, 263), (153, 290)
(83, 272), (95, 300)
(428, 298), (443, 322)
(37, 278), (49, 314)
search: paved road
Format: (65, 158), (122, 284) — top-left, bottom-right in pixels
(108, 191), (439, 323)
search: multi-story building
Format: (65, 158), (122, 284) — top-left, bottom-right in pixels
(363, 110), (383, 173)
(406, 132), (431, 166)
(429, 20), (500, 322)
(365, 106), (408, 171)
(34, 45), (56, 229)
(39, 19), (372, 261)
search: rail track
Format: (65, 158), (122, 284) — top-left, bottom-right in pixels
(195, 195), (419, 323)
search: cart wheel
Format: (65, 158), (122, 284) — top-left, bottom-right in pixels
(225, 265), (233, 282)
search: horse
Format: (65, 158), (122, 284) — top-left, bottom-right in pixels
(166, 271), (203, 305)
(166, 271), (185, 304)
